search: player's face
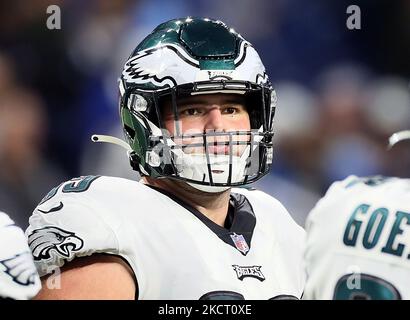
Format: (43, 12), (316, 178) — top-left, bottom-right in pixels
(162, 94), (251, 156)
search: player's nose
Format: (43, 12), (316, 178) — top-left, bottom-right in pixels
(204, 106), (224, 132)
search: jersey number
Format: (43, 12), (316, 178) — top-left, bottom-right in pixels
(39, 175), (100, 204)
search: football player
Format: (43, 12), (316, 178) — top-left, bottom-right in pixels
(0, 210), (41, 299)
(304, 130), (410, 299)
(27, 17), (305, 300)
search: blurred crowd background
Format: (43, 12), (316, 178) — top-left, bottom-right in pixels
(0, 0), (409, 227)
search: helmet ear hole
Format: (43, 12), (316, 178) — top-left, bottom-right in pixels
(245, 90), (263, 130)
(155, 94), (172, 124)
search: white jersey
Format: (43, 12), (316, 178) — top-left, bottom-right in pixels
(0, 211), (41, 299)
(26, 175), (305, 300)
(304, 175), (410, 300)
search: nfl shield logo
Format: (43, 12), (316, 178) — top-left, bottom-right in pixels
(230, 233), (249, 255)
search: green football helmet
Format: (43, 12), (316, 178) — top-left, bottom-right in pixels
(95, 17), (277, 192)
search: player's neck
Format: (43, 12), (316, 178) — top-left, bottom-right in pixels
(143, 177), (231, 227)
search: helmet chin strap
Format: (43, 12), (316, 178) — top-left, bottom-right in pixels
(91, 134), (233, 193)
(91, 134), (133, 152)
(91, 134), (150, 176)
(91, 133), (232, 193)
(388, 130), (410, 149)
(91, 134), (136, 163)
(91, 130), (256, 193)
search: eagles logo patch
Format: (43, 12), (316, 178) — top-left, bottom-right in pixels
(232, 265), (265, 282)
(28, 226), (84, 261)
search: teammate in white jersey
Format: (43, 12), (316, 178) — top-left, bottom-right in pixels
(304, 130), (410, 299)
(0, 211), (40, 299)
(26, 17), (305, 300)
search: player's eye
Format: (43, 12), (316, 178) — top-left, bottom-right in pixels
(180, 108), (202, 116)
(222, 106), (240, 115)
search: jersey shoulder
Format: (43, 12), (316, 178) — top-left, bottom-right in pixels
(35, 175), (153, 204)
(232, 187), (287, 215)
(26, 175), (158, 277)
(232, 187), (305, 238)
(321, 174), (409, 197)
(308, 175), (410, 222)
(31, 175), (162, 221)
(233, 187), (303, 222)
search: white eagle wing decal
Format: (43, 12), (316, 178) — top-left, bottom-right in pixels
(122, 44), (200, 87)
